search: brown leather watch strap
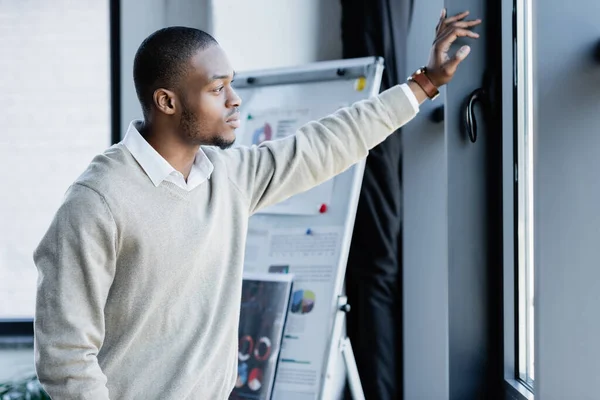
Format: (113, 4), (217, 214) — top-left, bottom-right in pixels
(409, 67), (440, 100)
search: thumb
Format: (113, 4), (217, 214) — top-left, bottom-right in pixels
(456, 46), (471, 61)
(444, 45), (471, 73)
(456, 45), (471, 61)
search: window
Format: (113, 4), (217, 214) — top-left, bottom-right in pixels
(0, 1), (111, 323)
(515, 0), (535, 388)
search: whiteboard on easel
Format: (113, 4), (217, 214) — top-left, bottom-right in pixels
(233, 57), (384, 400)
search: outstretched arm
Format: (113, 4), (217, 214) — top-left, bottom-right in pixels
(223, 9), (481, 214)
(223, 84), (417, 214)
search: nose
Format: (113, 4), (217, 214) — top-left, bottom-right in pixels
(226, 87), (242, 108)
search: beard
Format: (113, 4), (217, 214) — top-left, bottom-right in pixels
(179, 106), (235, 150)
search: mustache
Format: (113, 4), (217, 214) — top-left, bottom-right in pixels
(226, 108), (239, 119)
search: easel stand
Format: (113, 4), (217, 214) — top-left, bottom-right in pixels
(340, 337), (364, 400)
(235, 57), (385, 400)
(320, 296), (365, 400)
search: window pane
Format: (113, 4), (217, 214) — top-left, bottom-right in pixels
(516, 0), (535, 387)
(0, 0), (111, 319)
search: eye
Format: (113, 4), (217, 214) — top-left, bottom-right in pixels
(213, 86), (224, 93)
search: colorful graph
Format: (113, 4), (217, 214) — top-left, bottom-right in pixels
(290, 289), (316, 314)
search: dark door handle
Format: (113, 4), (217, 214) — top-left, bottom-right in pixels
(464, 88), (487, 143)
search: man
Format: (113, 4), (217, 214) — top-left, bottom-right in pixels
(33, 9), (480, 399)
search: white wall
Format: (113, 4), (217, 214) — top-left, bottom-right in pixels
(2, 0), (111, 380)
(211, 0), (341, 71)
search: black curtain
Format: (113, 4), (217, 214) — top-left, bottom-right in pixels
(341, 0), (412, 399)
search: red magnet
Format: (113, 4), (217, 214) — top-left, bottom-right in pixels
(319, 203), (328, 213)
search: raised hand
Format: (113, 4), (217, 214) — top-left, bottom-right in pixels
(425, 9), (482, 87)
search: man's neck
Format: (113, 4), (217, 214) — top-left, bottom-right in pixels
(138, 121), (199, 181)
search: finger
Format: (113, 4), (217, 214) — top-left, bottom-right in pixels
(447, 19), (482, 29)
(444, 10), (470, 25)
(444, 45), (472, 74)
(438, 11), (472, 36)
(434, 27), (479, 50)
(435, 20), (482, 41)
(435, 28), (480, 50)
(435, 8), (447, 32)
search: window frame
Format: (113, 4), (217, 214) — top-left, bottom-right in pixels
(0, 0), (121, 340)
(503, 0), (535, 396)
(514, 0), (535, 387)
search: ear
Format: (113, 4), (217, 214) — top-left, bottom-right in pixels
(153, 88), (177, 115)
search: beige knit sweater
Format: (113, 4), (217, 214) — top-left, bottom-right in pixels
(33, 84), (417, 399)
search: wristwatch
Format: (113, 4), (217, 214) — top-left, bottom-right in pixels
(408, 67), (440, 100)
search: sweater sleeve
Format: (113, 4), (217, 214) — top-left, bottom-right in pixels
(221, 84), (418, 214)
(33, 183), (117, 399)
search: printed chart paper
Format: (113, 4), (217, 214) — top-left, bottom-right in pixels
(243, 226), (344, 398)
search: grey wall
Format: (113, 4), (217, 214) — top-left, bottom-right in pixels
(402, 0), (449, 398)
(403, 0), (503, 398)
(534, 1), (600, 398)
(210, 0), (341, 71)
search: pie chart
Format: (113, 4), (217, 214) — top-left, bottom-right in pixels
(290, 289), (316, 314)
(252, 123), (273, 145)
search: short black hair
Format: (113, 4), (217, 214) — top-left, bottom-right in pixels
(133, 26), (218, 117)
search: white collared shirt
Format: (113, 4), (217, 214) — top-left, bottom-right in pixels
(399, 83), (420, 113)
(122, 121), (214, 191)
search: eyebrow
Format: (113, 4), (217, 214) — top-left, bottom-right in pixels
(210, 71), (236, 81)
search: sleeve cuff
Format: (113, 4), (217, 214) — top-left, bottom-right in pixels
(399, 83), (420, 113)
(377, 84), (420, 130)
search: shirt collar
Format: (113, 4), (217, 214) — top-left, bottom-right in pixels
(122, 120), (214, 188)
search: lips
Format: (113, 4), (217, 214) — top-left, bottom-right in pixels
(227, 119), (240, 128)
(226, 113), (241, 129)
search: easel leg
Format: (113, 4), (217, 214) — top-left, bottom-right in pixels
(341, 337), (365, 400)
(320, 297), (366, 400)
